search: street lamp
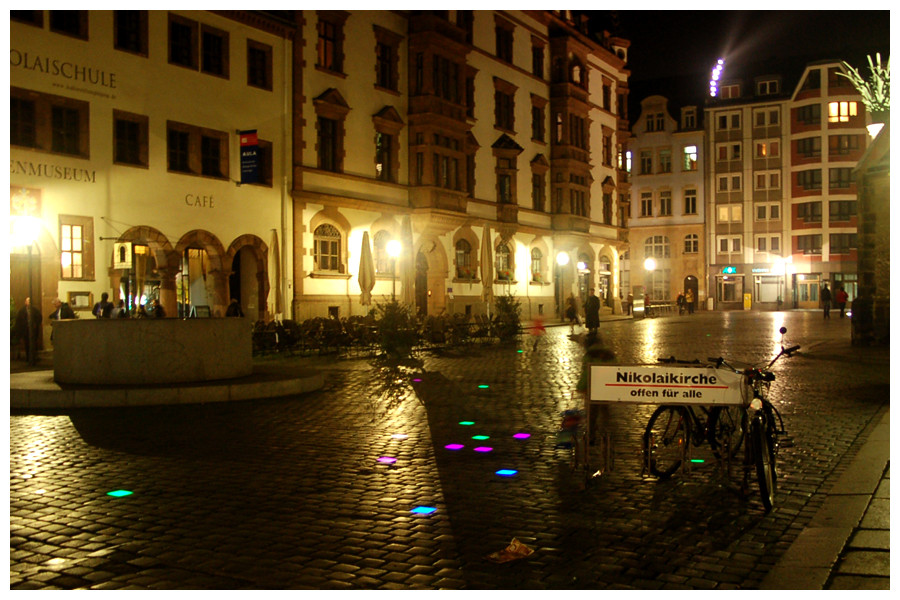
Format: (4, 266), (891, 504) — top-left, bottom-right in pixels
(641, 257), (657, 318)
(386, 239), (401, 301)
(12, 216), (41, 306)
(556, 251), (569, 320)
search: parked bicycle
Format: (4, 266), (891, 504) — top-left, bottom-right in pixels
(643, 357), (746, 479)
(643, 328), (799, 511)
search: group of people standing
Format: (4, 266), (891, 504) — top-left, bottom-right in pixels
(566, 289), (603, 335)
(821, 283), (850, 319)
(675, 290), (696, 315)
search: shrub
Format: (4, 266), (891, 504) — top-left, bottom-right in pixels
(375, 299), (418, 358)
(493, 293), (521, 341)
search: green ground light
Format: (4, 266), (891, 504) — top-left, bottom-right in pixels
(107, 490), (133, 497)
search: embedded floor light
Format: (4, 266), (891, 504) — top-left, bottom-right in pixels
(495, 469), (518, 477)
(472, 435), (490, 440)
(445, 444), (465, 450)
(459, 421), (475, 426)
(473, 447), (493, 453)
(411, 506), (437, 515)
(377, 456), (397, 464)
(107, 490), (133, 497)
(513, 433), (531, 439)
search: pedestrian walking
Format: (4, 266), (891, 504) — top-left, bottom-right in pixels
(565, 294), (578, 333)
(15, 297), (42, 366)
(530, 315), (546, 351)
(834, 285), (849, 319)
(92, 292), (113, 318)
(676, 292), (685, 315)
(584, 288), (601, 334)
(685, 289), (695, 315)
(821, 283), (832, 319)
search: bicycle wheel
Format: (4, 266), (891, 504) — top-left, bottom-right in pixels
(751, 416), (776, 512)
(644, 406), (689, 479)
(707, 405), (746, 460)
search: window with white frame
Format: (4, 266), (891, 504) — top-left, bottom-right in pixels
(716, 142), (741, 161)
(717, 204), (742, 223)
(754, 170), (781, 190)
(640, 150), (652, 174)
(684, 233), (699, 254)
(640, 191), (652, 217)
(643, 235), (670, 258)
(716, 111), (741, 130)
(754, 107), (780, 127)
(717, 235), (742, 254)
(717, 174), (742, 192)
(683, 188), (697, 215)
(827, 101), (858, 123)
(719, 85), (740, 100)
(658, 148), (672, 173)
(755, 139), (780, 158)
(755, 202), (780, 221)
(757, 79), (779, 95)
(659, 190), (672, 216)
(755, 234), (781, 254)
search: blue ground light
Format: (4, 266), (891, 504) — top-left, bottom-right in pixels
(495, 469), (518, 477)
(410, 506), (437, 515)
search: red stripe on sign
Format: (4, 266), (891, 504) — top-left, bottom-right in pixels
(605, 384), (728, 389)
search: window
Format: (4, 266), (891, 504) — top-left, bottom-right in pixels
(659, 191), (672, 216)
(756, 203), (780, 221)
(755, 139), (780, 158)
(683, 189), (697, 215)
(756, 235), (781, 254)
(684, 234), (699, 254)
(247, 40), (273, 90)
(10, 11), (43, 27)
(433, 56), (460, 102)
(640, 192), (652, 217)
(796, 104), (821, 125)
(200, 26), (229, 77)
(200, 134), (224, 177)
(166, 121), (229, 178)
(532, 173), (545, 211)
(375, 132), (393, 182)
(754, 170), (781, 190)
(800, 69), (821, 91)
(829, 200), (857, 222)
(531, 102), (545, 142)
(314, 224), (342, 272)
(829, 168), (854, 190)
(530, 248), (543, 282)
(254, 139), (273, 187)
(796, 169), (822, 190)
(318, 117), (340, 172)
(498, 173), (512, 203)
(716, 112), (741, 130)
(373, 230), (392, 275)
(829, 233), (857, 254)
(716, 143), (741, 161)
(317, 12), (346, 73)
(797, 201), (822, 223)
(717, 235), (742, 254)
(603, 135), (612, 167)
(602, 84), (611, 111)
(59, 216), (94, 280)
(754, 107), (780, 127)
(168, 14), (198, 69)
(757, 79), (779, 95)
(643, 236), (670, 259)
(717, 204), (742, 223)
(717, 174), (742, 192)
(797, 136), (821, 158)
(569, 114), (586, 149)
(796, 234), (822, 255)
(828, 101), (858, 123)
(829, 134), (860, 156)
(495, 22), (513, 63)
(495, 243), (512, 279)
(455, 239), (473, 279)
(681, 107), (696, 130)
(682, 145), (697, 171)
(658, 149), (671, 173)
(374, 26), (401, 91)
(640, 150), (652, 175)
(531, 41), (544, 78)
(113, 110), (148, 167)
(13, 89), (91, 157)
(720, 84), (740, 99)
(50, 11), (88, 39)
(645, 112), (664, 132)
(114, 11), (148, 55)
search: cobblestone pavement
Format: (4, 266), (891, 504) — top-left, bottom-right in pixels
(9, 311), (889, 589)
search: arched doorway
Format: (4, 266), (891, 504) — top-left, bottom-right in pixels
(415, 251), (428, 316)
(229, 246), (262, 322)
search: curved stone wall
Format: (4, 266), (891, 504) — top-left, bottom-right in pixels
(52, 318), (252, 385)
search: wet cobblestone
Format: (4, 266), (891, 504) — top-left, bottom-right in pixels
(10, 312), (888, 589)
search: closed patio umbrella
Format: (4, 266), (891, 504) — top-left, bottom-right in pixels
(267, 228), (283, 320)
(480, 223), (493, 317)
(358, 230), (375, 307)
(399, 215), (415, 306)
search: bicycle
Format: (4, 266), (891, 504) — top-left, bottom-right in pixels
(642, 357), (746, 479)
(707, 327), (799, 511)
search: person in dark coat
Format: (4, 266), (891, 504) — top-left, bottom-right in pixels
(821, 284), (832, 319)
(584, 288), (601, 334)
(150, 299), (166, 318)
(226, 298), (245, 317)
(49, 298), (76, 320)
(15, 297), (42, 366)
(92, 292), (113, 318)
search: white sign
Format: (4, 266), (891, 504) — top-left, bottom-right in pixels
(589, 365), (747, 406)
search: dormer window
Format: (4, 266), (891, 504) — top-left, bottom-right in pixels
(757, 79), (779, 95)
(720, 84), (740, 99)
(681, 107), (696, 130)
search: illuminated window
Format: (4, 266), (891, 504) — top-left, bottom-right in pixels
(682, 145), (697, 171)
(717, 204), (742, 223)
(495, 243), (512, 279)
(59, 215), (94, 280)
(373, 230), (391, 275)
(530, 248), (543, 282)
(455, 239), (473, 279)
(314, 224), (342, 272)
(755, 139), (780, 158)
(828, 101), (857, 123)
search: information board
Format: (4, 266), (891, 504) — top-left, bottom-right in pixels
(589, 365), (746, 406)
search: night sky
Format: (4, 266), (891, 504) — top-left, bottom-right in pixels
(584, 10), (891, 83)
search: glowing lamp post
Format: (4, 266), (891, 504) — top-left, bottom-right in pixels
(556, 251), (570, 320)
(386, 239), (401, 301)
(12, 216), (41, 306)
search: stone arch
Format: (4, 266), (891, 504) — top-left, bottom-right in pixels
(452, 225), (479, 280)
(309, 207), (352, 274)
(174, 230), (229, 317)
(226, 234), (268, 321)
(529, 235), (551, 283)
(414, 233), (449, 315)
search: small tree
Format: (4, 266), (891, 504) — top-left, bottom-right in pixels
(374, 299), (418, 359)
(840, 53), (890, 113)
(493, 293), (521, 341)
